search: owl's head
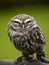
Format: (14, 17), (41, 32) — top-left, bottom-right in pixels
(7, 14), (38, 37)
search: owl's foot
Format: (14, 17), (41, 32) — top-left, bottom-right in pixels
(28, 53), (37, 61)
(15, 54), (25, 64)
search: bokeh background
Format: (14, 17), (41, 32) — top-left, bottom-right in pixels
(0, 0), (49, 60)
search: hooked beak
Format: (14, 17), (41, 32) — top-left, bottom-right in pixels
(22, 24), (25, 29)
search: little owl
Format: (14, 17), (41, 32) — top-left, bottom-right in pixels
(7, 14), (46, 63)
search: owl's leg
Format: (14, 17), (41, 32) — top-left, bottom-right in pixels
(15, 54), (25, 64)
(28, 53), (37, 61)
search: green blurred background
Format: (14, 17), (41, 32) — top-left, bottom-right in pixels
(0, 0), (49, 60)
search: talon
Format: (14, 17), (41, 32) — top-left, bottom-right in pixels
(29, 53), (37, 60)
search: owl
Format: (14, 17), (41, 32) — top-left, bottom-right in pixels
(7, 14), (46, 63)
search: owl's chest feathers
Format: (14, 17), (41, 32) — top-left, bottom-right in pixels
(13, 31), (36, 49)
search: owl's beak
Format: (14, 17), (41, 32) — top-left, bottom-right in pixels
(22, 24), (25, 29)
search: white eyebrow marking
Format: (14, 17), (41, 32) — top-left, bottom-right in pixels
(13, 19), (22, 23)
(24, 19), (32, 23)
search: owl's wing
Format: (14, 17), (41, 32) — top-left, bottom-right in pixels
(33, 27), (46, 44)
(32, 27), (46, 58)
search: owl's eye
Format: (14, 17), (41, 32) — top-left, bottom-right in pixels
(13, 21), (20, 26)
(26, 21), (31, 24)
(25, 19), (33, 23)
(27, 21), (33, 25)
(26, 19), (33, 25)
